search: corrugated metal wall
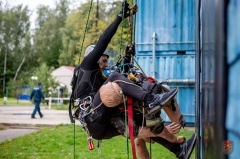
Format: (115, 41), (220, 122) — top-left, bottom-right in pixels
(134, 1), (240, 158)
(135, 0), (196, 123)
(226, 0), (240, 158)
(136, 0), (195, 51)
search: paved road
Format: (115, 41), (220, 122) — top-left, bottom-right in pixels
(0, 106), (71, 125)
(0, 106), (76, 143)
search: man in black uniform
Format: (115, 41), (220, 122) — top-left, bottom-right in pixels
(71, 2), (196, 159)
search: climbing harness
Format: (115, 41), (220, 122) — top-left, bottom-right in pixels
(114, 1), (140, 159)
(117, 2), (139, 73)
(69, 0), (94, 156)
(68, 0), (143, 158)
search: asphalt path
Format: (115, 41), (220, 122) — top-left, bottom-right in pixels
(0, 106), (74, 143)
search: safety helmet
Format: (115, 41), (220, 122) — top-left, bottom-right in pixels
(84, 45), (109, 58)
(100, 82), (123, 107)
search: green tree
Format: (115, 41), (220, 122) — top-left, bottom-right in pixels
(0, 0), (134, 97)
(0, 4), (31, 96)
(28, 63), (59, 97)
(59, 0), (131, 66)
(33, 0), (69, 69)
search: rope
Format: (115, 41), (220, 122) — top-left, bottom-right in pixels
(133, 0), (137, 43)
(78, 0), (94, 63)
(74, 120), (76, 159)
(127, 97), (137, 159)
(122, 90), (130, 159)
(119, 0), (127, 56)
(116, 1), (138, 73)
(116, 4), (140, 154)
(117, 0), (127, 73)
(150, 139), (152, 159)
(74, 2), (94, 157)
(131, 55), (146, 76)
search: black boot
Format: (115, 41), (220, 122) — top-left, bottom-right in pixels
(146, 88), (178, 115)
(176, 133), (197, 159)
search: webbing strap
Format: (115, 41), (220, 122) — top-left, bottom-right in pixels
(127, 97), (137, 159)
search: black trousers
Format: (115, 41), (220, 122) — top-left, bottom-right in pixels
(85, 72), (148, 140)
(85, 72), (176, 153)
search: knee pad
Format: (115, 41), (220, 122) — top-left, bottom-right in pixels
(150, 122), (165, 134)
(111, 116), (139, 137)
(145, 112), (162, 128)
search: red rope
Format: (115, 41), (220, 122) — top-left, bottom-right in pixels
(127, 97), (137, 159)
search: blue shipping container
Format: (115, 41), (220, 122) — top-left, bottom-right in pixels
(135, 0), (196, 123)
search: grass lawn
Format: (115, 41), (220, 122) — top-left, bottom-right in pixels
(0, 124), (195, 159)
(0, 98), (69, 110)
(0, 98), (32, 106)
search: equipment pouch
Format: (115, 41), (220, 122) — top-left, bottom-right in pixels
(85, 110), (102, 122)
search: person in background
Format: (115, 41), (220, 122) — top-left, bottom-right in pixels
(30, 82), (45, 119)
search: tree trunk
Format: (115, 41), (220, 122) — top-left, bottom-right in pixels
(14, 56), (26, 81)
(3, 44), (8, 94)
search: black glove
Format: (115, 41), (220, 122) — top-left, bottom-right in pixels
(125, 43), (136, 59)
(118, 2), (138, 18)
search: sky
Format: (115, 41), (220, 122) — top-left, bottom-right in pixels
(1, 0), (113, 29)
(1, 0), (60, 29)
(1, 0), (117, 29)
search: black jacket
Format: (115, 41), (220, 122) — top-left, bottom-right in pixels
(72, 16), (122, 100)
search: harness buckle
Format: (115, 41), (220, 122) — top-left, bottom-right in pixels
(74, 98), (81, 107)
(74, 96), (92, 107)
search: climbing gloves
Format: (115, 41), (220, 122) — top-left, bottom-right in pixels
(118, 2), (138, 18)
(125, 43), (136, 59)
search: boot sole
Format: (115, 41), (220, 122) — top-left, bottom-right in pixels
(183, 133), (197, 159)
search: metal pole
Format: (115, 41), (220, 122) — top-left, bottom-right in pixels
(195, 0), (201, 158)
(48, 97), (52, 110)
(152, 32), (156, 78)
(160, 79), (195, 84)
(58, 87), (60, 107)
